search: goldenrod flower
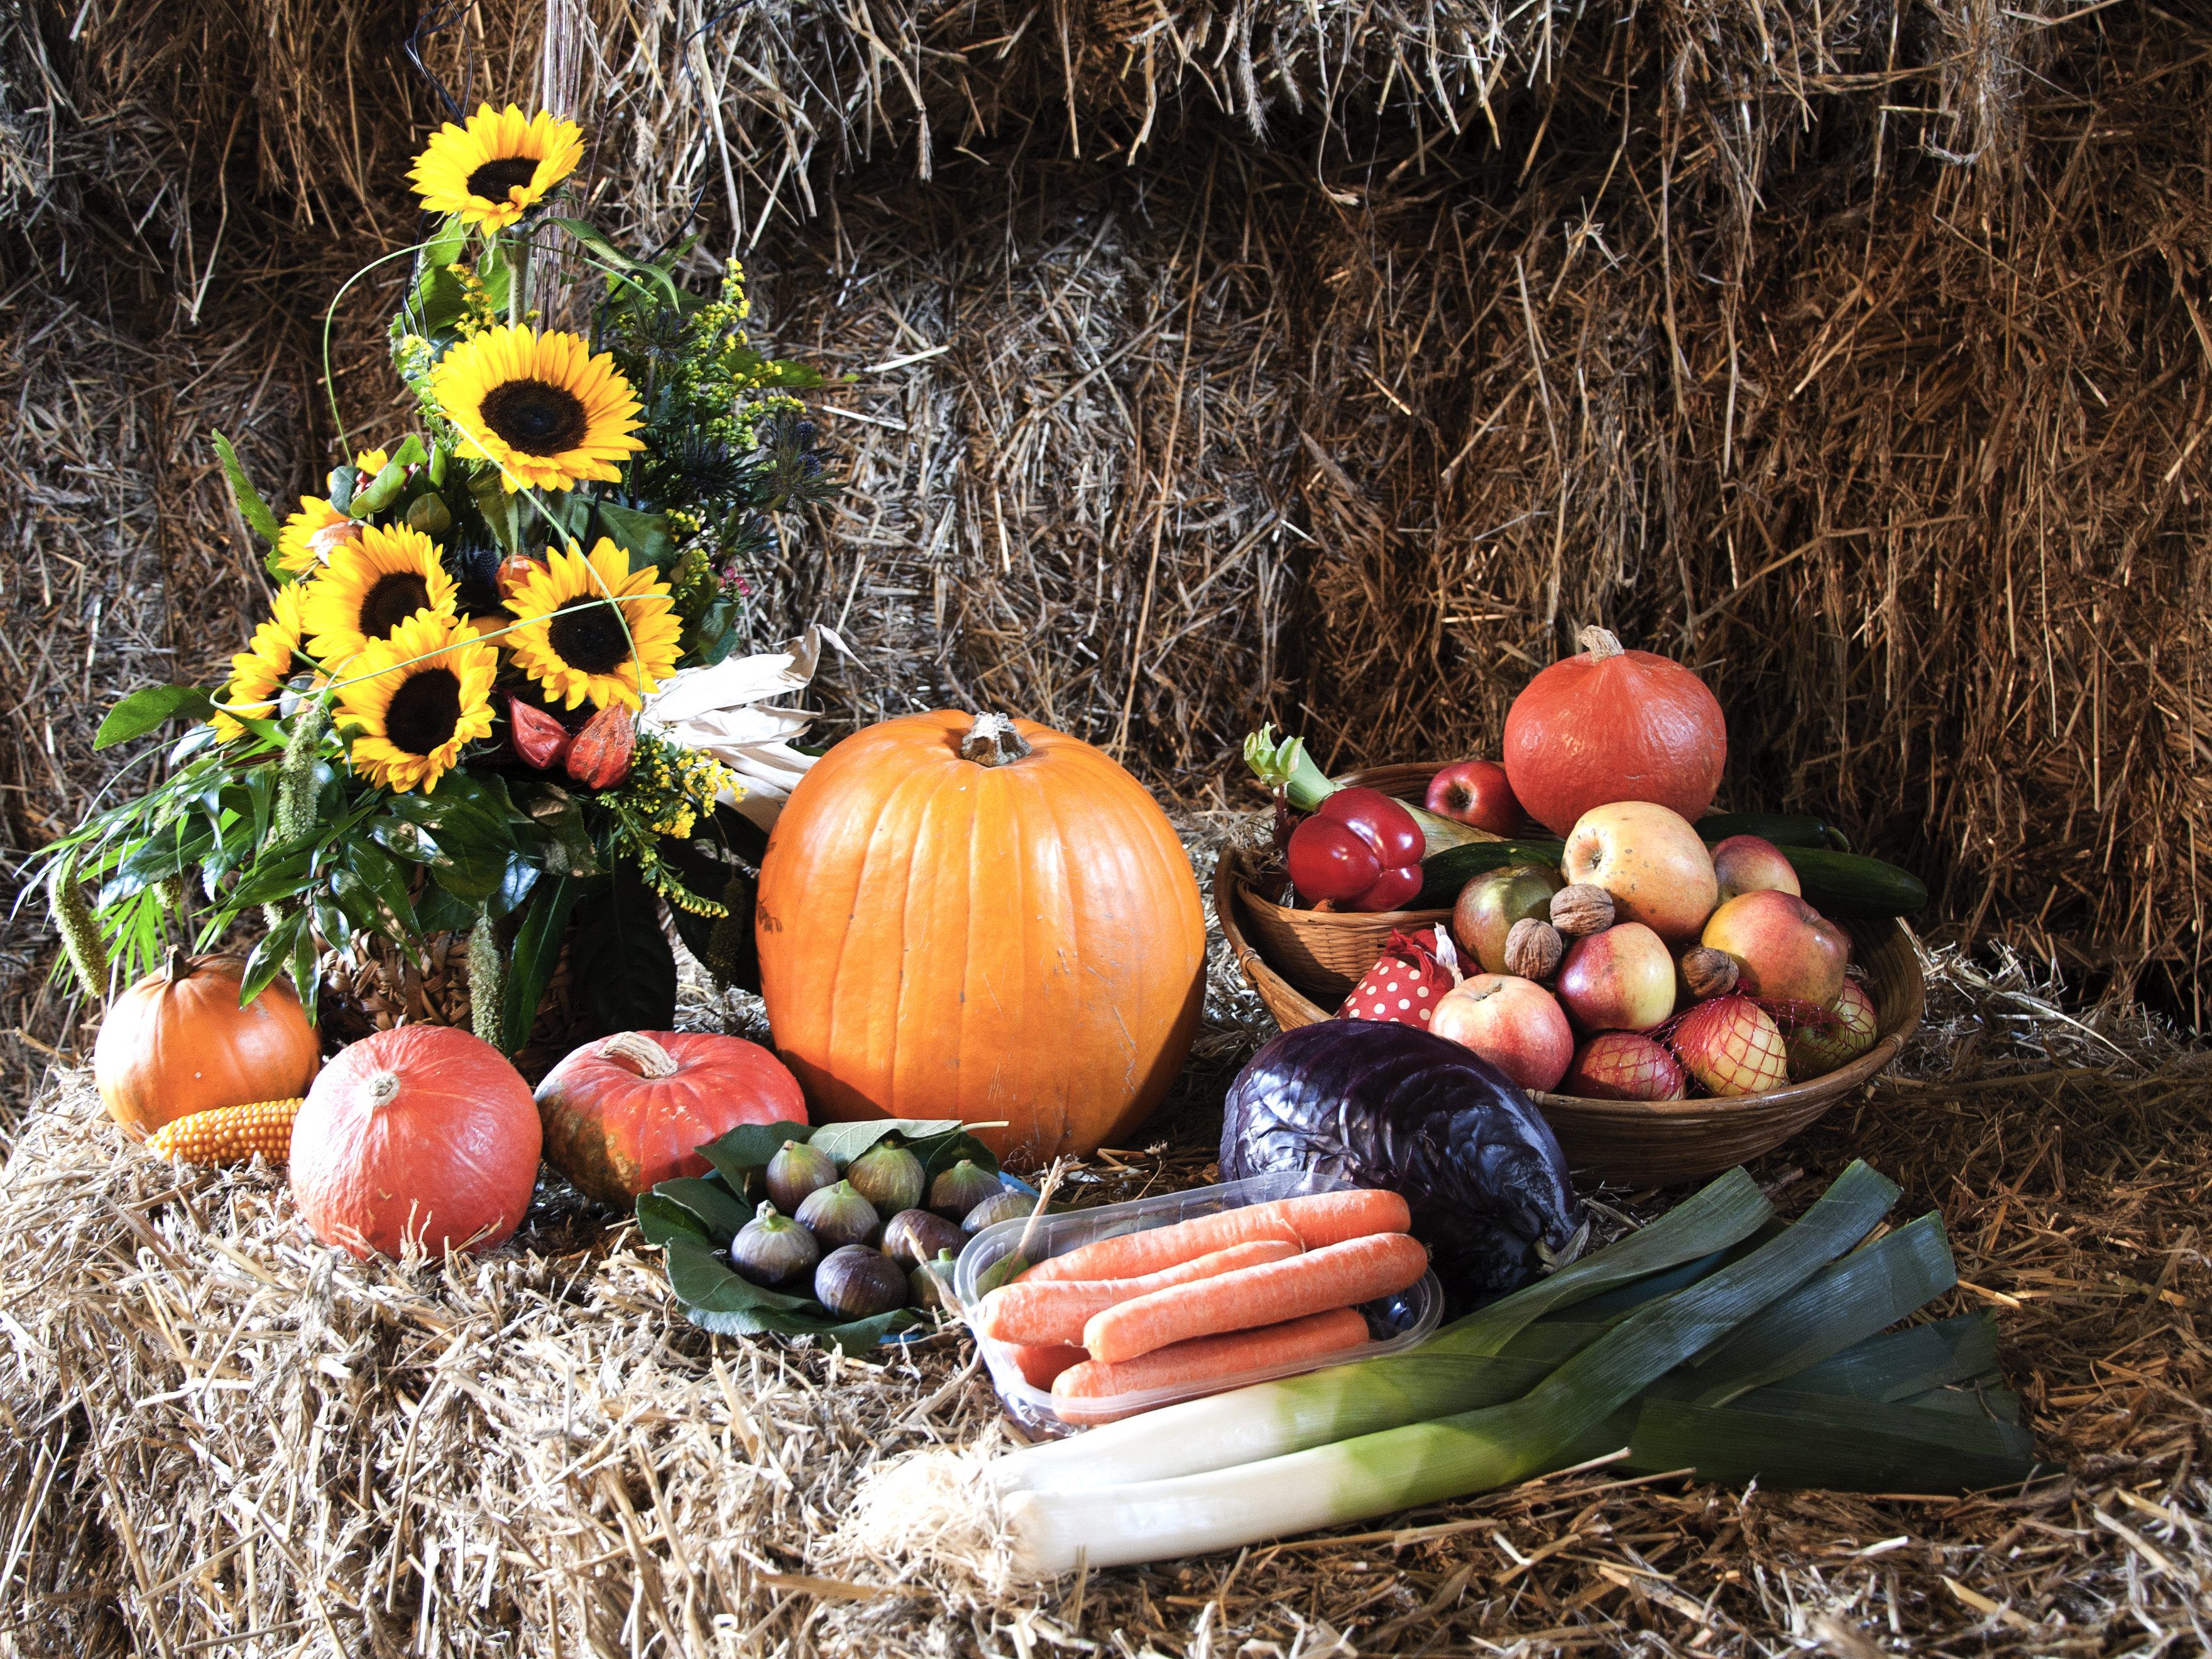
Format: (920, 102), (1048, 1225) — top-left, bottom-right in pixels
(504, 538), (681, 711)
(336, 612), (498, 794)
(302, 523), (460, 665)
(212, 581), (314, 740)
(408, 104), (584, 231)
(430, 325), (643, 494)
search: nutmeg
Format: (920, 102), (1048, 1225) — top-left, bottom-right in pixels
(1678, 945), (1740, 1000)
(1550, 883), (1616, 937)
(1504, 917), (1565, 981)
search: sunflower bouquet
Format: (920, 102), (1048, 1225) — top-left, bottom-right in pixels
(40, 104), (838, 1056)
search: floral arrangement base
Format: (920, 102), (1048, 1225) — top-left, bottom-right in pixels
(316, 930), (597, 1083)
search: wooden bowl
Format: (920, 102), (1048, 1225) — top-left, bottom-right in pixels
(1216, 845), (1925, 1188)
(1233, 763), (1494, 1006)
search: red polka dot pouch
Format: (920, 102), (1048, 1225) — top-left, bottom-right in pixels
(1335, 926), (1463, 1029)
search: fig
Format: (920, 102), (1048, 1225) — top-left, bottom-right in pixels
(795, 1180), (880, 1249)
(847, 1143), (926, 1215)
(815, 1246), (908, 1319)
(765, 1140), (838, 1213)
(909, 1249), (959, 1311)
(882, 1207), (965, 1267)
(929, 1159), (1003, 1222)
(728, 1202), (819, 1289)
(963, 1189), (1033, 1232)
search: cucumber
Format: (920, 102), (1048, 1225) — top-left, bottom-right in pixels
(1414, 838), (1925, 917)
(1696, 813), (1854, 853)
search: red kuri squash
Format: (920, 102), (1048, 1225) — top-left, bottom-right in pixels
(93, 950), (320, 1139)
(1503, 627), (1727, 835)
(755, 711), (1206, 1161)
(290, 1025), (541, 1260)
(535, 1030), (807, 1205)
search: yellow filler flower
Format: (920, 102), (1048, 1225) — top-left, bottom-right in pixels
(430, 326), (643, 493)
(302, 523), (461, 665)
(212, 581), (314, 740)
(336, 612), (498, 795)
(408, 104), (584, 231)
(504, 538), (681, 711)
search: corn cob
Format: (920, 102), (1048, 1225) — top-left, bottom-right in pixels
(146, 1097), (306, 1165)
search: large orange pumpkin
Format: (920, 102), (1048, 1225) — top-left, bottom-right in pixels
(92, 950), (320, 1139)
(755, 711), (1205, 1161)
(534, 1030), (808, 1205)
(290, 1025), (542, 1260)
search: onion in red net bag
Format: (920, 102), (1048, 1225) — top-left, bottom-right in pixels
(1336, 926), (1463, 1029)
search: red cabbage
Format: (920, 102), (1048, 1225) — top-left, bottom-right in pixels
(1221, 1020), (1581, 1297)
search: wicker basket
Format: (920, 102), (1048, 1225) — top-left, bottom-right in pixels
(1237, 762), (1499, 1004)
(1218, 838), (1926, 1186)
(316, 928), (600, 1083)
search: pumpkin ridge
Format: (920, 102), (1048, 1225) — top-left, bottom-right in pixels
(838, 738), (945, 1119)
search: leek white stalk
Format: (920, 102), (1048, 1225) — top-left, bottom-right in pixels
(1003, 1163), (1898, 1573)
(991, 1167), (1773, 1496)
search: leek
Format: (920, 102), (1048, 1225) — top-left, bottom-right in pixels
(992, 1166), (1772, 1496)
(1003, 1163), (1898, 1572)
(1624, 1388), (2039, 1492)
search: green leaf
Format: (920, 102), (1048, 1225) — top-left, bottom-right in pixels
(569, 864), (676, 1033)
(367, 814), (444, 867)
(1780, 1312), (2000, 1403)
(336, 842), (420, 945)
(650, 1175), (755, 1242)
(240, 909), (305, 1004)
(290, 921), (322, 1027)
(509, 782), (600, 879)
(348, 440), (425, 518)
(1625, 1389), (2042, 1493)
(590, 501), (676, 569)
(636, 1192), (715, 1249)
(696, 1120), (814, 1188)
(549, 216), (684, 312)
(212, 431), (281, 548)
(806, 1120), (968, 1168)
(659, 1237), (919, 1349)
(97, 686), (216, 751)
(502, 875), (583, 1056)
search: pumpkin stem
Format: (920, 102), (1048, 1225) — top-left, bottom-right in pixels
(959, 713), (1032, 767)
(163, 945), (194, 984)
(600, 1031), (680, 1079)
(365, 1071), (403, 1109)
(1576, 625), (1624, 660)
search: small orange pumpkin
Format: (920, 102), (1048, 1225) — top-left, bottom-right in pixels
(755, 711), (1207, 1161)
(290, 1025), (542, 1260)
(534, 1030), (807, 1205)
(92, 950), (320, 1139)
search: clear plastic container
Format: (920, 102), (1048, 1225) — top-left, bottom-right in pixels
(953, 1168), (1442, 1438)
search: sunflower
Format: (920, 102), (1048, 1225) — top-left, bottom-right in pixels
(336, 612), (498, 795)
(431, 326), (643, 493)
(302, 523), (461, 665)
(504, 538), (682, 711)
(408, 104), (584, 231)
(273, 446), (394, 576)
(212, 581), (314, 740)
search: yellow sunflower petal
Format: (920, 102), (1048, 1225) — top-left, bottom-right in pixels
(430, 324), (645, 495)
(502, 537), (681, 711)
(408, 104), (585, 231)
(301, 522), (460, 667)
(212, 581), (315, 739)
(334, 611), (499, 794)
(276, 496), (359, 577)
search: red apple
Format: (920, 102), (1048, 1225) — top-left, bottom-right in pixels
(1700, 889), (1848, 1008)
(1554, 923), (1675, 1033)
(1562, 1032), (1687, 1101)
(1425, 760), (1525, 836)
(1670, 996), (1789, 1097)
(1786, 978), (1879, 1078)
(1711, 834), (1802, 904)
(1561, 801), (1719, 943)
(1430, 974), (1575, 1093)
(1451, 863), (1565, 975)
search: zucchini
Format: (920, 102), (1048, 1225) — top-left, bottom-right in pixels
(1695, 812), (1853, 853)
(1414, 840), (1570, 907)
(1415, 838), (1925, 917)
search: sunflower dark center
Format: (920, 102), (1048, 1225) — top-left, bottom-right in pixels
(546, 600), (631, 676)
(466, 156), (542, 201)
(361, 572), (433, 637)
(479, 379), (589, 456)
(385, 668), (463, 756)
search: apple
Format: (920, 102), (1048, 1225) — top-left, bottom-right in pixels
(1425, 760), (1525, 835)
(1787, 978), (1879, 1078)
(1671, 996), (1790, 1096)
(1430, 974), (1575, 1093)
(1452, 864), (1566, 975)
(1561, 801), (1719, 943)
(1711, 834), (1802, 904)
(1554, 923), (1675, 1033)
(1700, 889), (1848, 1008)
(1562, 1032), (1687, 1101)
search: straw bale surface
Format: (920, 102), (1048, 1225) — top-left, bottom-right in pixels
(0, 860), (2206, 1657)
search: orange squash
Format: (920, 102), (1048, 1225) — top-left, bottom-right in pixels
(755, 711), (1205, 1161)
(290, 1025), (542, 1260)
(92, 950), (321, 1139)
(534, 1030), (807, 1205)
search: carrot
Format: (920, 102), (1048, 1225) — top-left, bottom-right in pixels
(1050, 1308), (1371, 1423)
(1008, 1344), (1088, 1391)
(976, 1239), (1302, 1346)
(1019, 1190), (1411, 1285)
(1081, 1232), (1429, 1365)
